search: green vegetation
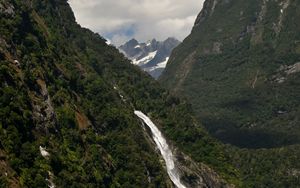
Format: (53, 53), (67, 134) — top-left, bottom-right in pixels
(0, 0), (239, 187)
(161, 0), (300, 187)
(2, 0), (298, 187)
(0, 0), (171, 187)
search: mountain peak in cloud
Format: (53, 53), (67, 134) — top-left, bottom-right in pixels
(119, 37), (180, 79)
(69, 0), (205, 46)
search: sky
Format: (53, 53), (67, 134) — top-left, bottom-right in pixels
(68, 0), (205, 46)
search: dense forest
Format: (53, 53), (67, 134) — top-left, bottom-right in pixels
(161, 0), (300, 187)
(0, 0), (236, 187)
(1, 0), (299, 187)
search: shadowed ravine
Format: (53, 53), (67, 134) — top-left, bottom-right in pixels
(134, 111), (186, 188)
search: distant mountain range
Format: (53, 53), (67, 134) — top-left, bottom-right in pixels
(119, 38), (180, 79)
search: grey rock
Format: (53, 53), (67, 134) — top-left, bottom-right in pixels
(0, 2), (15, 16)
(272, 62), (300, 84)
(285, 62), (300, 75)
(212, 42), (222, 54)
(119, 37), (180, 79)
(174, 149), (234, 188)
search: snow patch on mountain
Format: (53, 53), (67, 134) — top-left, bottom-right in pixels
(119, 38), (180, 79)
(132, 51), (157, 66)
(147, 57), (169, 72)
(105, 38), (112, 45)
(157, 57), (169, 69)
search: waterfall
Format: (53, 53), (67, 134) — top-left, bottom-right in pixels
(134, 111), (186, 188)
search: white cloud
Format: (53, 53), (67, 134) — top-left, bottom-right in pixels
(69, 0), (205, 46)
(111, 34), (132, 47)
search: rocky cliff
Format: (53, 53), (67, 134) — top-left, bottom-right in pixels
(161, 0), (300, 148)
(160, 0), (300, 186)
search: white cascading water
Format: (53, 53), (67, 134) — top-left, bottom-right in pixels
(134, 111), (186, 188)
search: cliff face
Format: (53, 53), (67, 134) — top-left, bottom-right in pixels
(0, 0), (233, 187)
(161, 0), (300, 148)
(160, 0), (300, 186)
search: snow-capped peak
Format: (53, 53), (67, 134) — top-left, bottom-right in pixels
(132, 51), (157, 66)
(119, 38), (180, 79)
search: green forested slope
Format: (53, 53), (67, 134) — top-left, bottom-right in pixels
(2, 0), (298, 187)
(0, 0), (171, 187)
(160, 0), (300, 187)
(0, 0), (236, 187)
(161, 0), (300, 148)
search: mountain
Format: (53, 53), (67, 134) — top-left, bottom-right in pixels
(161, 0), (300, 148)
(2, 0), (299, 187)
(119, 38), (180, 79)
(0, 0), (236, 187)
(161, 0), (300, 186)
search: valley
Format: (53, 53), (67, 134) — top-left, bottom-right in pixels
(0, 0), (299, 187)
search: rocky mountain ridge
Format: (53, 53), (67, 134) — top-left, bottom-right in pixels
(119, 37), (180, 78)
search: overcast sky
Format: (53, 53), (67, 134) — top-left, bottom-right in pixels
(69, 0), (205, 46)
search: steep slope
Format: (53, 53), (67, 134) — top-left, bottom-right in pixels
(119, 38), (180, 79)
(0, 0), (236, 187)
(160, 0), (300, 187)
(161, 0), (300, 148)
(0, 0), (170, 187)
